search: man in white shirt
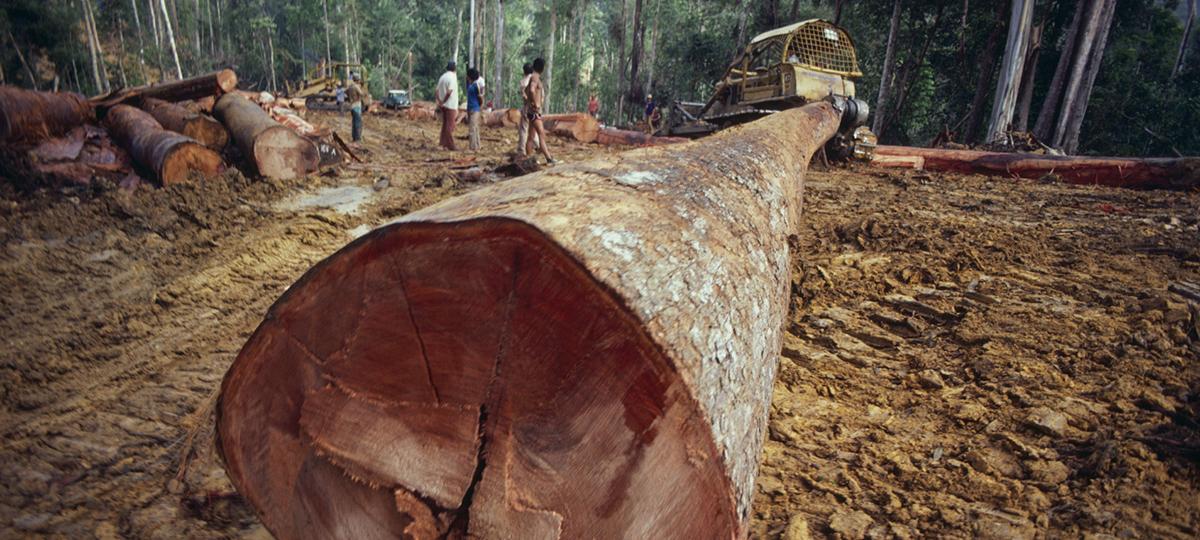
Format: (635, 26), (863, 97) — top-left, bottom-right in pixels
(436, 61), (459, 150)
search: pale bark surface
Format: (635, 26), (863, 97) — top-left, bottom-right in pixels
(217, 103), (842, 538)
(985, 0), (1035, 142)
(1033, 0), (1084, 140)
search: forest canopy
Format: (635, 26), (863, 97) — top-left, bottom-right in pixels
(2, 0), (1197, 157)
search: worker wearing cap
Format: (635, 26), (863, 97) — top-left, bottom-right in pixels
(346, 73), (370, 142)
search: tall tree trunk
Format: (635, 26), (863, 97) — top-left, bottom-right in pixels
(1051, 0), (1106, 149)
(872, 0), (902, 135)
(1032, 0), (1084, 140)
(322, 0), (332, 72)
(1061, 0), (1116, 154)
(1174, 0), (1197, 78)
(887, 6), (944, 140)
(214, 0), (222, 57)
(469, 0), (476, 69)
(207, 0), (215, 57)
(962, 2), (1006, 143)
(735, 0), (748, 51)
(1014, 22), (1042, 132)
(627, 0), (645, 107)
(7, 30), (39, 90)
(148, 0), (160, 47)
(267, 32), (277, 94)
(159, 0), (184, 79)
(985, 0), (1035, 143)
(453, 6), (464, 64)
(833, 0), (845, 24)
(193, 0), (202, 65)
(546, 2), (557, 111)
(82, 0), (106, 93)
(645, 0), (660, 101)
(616, 0), (627, 122)
(493, 0), (504, 107)
(117, 28), (131, 88)
(130, 0), (149, 83)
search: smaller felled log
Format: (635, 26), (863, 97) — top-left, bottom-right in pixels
(482, 108), (522, 128)
(542, 113), (599, 143)
(92, 69), (238, 108)
(0, 86), (95, 143)
(104, 104), (224, 185)
(595, 127), (689, 147)
(143, 98), (229, 149)
(874, 145), (1200, 190)
(213, 92), (319, 180)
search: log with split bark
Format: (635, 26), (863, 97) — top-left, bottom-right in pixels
(91, 69), (238, 109)
(213, 93), (319, 180)
(482, 108), (522, 128)
(874, 145), (1200, 190)
(216, 102), (843, 538)
(142, 98), (229, 150)
(596, 127), (689, 147)
(541, 113), (600, 143)
(0, 86), (94, 143)
(103, 105), (224, 185)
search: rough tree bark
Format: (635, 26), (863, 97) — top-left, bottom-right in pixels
(1061, 0), (1116, 155)
(873, 145), (1200, 190)
(1014, 21), (1042, 131)
(872, 0), (902, 136)
(213, 92), (318, 180)
(92, 69), (237, 108)
(142, 97), (229, 148)
(216, 102), (843, 539)
(985, 0), (1035, 142)
(1050, 0), (1105, 149)
(626, 0), (645, 107)
(0, 87), (94, 143)
(104, 104), (224, 184)
(1032, 0), (1084, 141)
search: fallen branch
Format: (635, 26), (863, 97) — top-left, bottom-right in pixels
(216, 102), (842, 538)
(873, 145), (1200, 190)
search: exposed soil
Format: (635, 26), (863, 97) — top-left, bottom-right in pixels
(0, 111), (1197, 539)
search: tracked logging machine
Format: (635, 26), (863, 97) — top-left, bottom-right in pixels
(667, 19), (876, 160)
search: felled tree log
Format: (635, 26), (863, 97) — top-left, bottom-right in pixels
(104, 104), (224, 185)
(482, 108), (522, 128)
(142, 98), (229, 149)
(91, 69), (238, 109)
(213, 92), (318, 180)
(595, 126), (689, 147)
(0, 86), (94, 143)
(216, 102), (842, 539)
(874, 145), (1200, 190)
(542, 112), (600, 143)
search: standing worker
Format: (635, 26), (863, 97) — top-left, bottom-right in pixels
(346, 73), (370, 143)
(588, 94), (599, 119)
(516, 63), (538, 155)
(523, 57), (555, 164)
(466, 67), (483, 152)
(435, 61), (459, 151)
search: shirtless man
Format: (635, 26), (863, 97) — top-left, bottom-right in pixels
(523, 57), (555, 164)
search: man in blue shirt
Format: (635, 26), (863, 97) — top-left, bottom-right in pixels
(466, 67), (483, 151)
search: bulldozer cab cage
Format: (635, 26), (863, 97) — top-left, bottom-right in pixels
(747, 19), (862, 78)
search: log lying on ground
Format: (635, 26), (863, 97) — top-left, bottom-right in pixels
(0, 86), (94, 143)
(142, 98), (229, 149)
(91, 69), (238, 109)
(216, 102), (842, 539)
(596, 126), (689, 147)
(542, 112), (600, 143)
(482, 108), (522, 128)
(103, 105), (224, 185)
(874, 145), (1200, 190)
(213, 92), (318, 180)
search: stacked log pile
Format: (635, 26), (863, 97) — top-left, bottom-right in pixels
(0, 69), (339, 188)
(217, 102), (843, 538)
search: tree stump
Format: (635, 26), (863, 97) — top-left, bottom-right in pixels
(217, 102), (843, 539)
(103, 104), (224, 185)
(213, 92), (318, 180)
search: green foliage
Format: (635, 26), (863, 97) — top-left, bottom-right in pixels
(1, 0), (1197, 156)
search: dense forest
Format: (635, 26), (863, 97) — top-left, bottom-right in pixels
(1, 0), (1198, 156)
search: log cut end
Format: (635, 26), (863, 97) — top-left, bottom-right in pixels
(252, 125), (320, 180)
(160, 142), (225, 185)
(216, 69), (239, 94)
(217, 218), (739, 539)
(181, 116), (231, 150)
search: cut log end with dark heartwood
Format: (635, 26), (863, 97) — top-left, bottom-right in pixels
(217, 103), (843, 539)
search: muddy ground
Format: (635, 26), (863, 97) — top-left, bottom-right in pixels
(0, 111), (1197, 539)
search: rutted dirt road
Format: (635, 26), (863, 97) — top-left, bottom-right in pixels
(1, 112), (1197, 539)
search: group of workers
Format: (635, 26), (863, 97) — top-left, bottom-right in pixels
(433, 58), (555, 164)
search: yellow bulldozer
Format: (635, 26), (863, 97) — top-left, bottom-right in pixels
(286, 62), (370, 111)
(666, 19), (876, 160)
